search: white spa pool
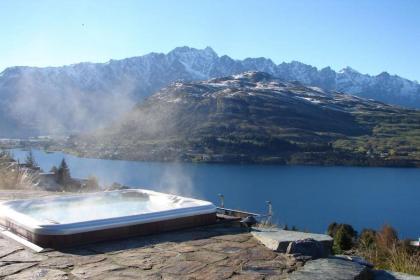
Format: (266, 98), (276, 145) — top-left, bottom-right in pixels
(0, 189), (217, 239)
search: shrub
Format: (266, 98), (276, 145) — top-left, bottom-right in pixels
(328, 222), (420, 275)
(327, 222), (338, 237)
(0, 155), (38, 190)
(85, 175), (100, 191)
(376, 224), (398, 250)
(387, 245), (420, 275)
(340, 224), (357, 238)
(333, 225), (354, 253)
(356, 225), (420, 276)
(359, 229), (376, 249)
(328, 222), (357, 239)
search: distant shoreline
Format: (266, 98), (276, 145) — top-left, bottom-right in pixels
(5, 142), (420, 169)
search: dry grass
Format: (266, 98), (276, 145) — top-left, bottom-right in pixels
(357, 225), (420, 275)
(359, 244), (420, 275)
(0, 151), (38, 190)
(387, 245), (420, 275)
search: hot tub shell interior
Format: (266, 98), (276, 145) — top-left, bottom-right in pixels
(0, 189), (217, 248)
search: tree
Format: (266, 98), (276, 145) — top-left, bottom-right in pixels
(56, 158), (71, 185)
(50, 166), (58, 174)
(25, 149), (37, 168)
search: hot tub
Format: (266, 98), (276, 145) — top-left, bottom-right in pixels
(0, 189), (217, 248)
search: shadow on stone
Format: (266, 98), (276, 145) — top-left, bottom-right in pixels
(56, 223), (247, 256)
(286, 238), (328, 259)
(374, 270), (398, 280)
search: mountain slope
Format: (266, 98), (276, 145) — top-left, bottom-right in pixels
(68, 72), (420, 166)
(1, 47), (419, 137)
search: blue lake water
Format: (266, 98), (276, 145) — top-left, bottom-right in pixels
(10, 148), (420, 239)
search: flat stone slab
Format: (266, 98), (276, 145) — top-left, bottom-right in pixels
(252, 227), (333, 253)
(0, 238), (23, 258)
(4, 267), (68, 280)
(0, 263), (37, 278)
(287, 258), (373, 280)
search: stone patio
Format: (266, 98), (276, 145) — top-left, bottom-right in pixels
(0, 190), (305, 279)
(0, 190), (419, 280)
(0, 220), (307, 279)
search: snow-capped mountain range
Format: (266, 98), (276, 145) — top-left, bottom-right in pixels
(0, 46), (419, 137)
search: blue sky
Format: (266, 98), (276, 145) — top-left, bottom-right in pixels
(1, 0), (419, 81)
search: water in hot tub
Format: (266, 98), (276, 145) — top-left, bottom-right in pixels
(14, 191), (185, 224)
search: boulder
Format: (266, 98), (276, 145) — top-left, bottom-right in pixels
(286, 238), (327, 259)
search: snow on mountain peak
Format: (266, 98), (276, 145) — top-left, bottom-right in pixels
(1, 46), (420, 137)
(339, 66), (360, 74)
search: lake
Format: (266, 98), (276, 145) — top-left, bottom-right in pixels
(10, 148), (420, 239)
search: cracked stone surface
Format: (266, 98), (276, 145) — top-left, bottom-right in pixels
(4, 267), (69, 280)
(0, 238), (23, 258)
(0, 223), (298, 280)
(1, 249), (49, 262)
(0, 262), (37, 278)
(286, 258), (374, 280)
(71, 260), (124, 279)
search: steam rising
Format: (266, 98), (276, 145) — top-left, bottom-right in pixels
(154, 164), (197, 198)
(42, 153), (199, 199)
(15, 190), (202, 224)
(5, 69), (139, 136)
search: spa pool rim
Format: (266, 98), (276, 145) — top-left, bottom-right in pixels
(0, 189), (217, 236)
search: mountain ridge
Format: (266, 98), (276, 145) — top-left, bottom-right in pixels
(1, 46), (419, 137)
(67, 71), (420, 167)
